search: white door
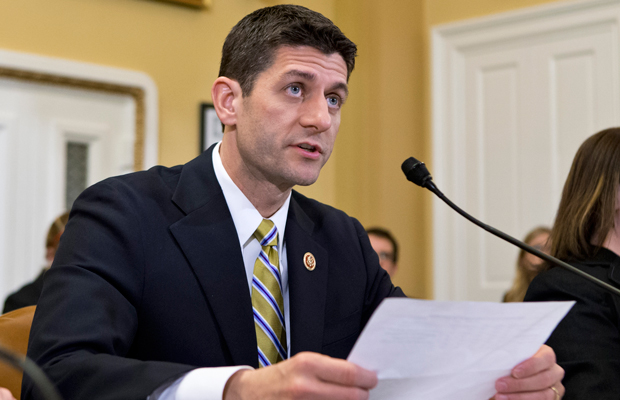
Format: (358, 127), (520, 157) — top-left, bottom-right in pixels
(0, 78), (136, 304)
(432, 0), (620, 301)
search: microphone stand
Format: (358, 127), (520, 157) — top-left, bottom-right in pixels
(0, 345), (63, 400)
(402, 157), (620, 298)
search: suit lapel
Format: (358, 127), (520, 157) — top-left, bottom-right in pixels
(169, 146), (257, 368)
(286, 195), (329, 356)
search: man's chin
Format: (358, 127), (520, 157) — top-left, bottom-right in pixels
(285, 166), (322, 187)
(294, 173), (319, 186)
(275, 163), (324, 189)
(294, 177), (320, 187)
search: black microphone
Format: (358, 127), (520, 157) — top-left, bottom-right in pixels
(402, 156), (620, 297)
(0, 345), (63, 400)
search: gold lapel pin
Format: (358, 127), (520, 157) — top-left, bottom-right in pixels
(303, 252), (316, 271)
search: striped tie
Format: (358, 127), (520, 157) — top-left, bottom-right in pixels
(252, 219), (287, 367)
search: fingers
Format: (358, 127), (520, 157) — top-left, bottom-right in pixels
(297, 353), (377, 389)
(553, 384), (565, 399)
(511, 345), (556, 379)
(284, 353), (377, 399)
(224, 352), (377, 400)
(287, 377), (372, 400)
(494, 345), (565, 400)
(494, 383), (564, 400)
(496, 363), (564, 393)
(0, 388), (16, 400)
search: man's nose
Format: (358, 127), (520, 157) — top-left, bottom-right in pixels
(300, 95), (331, 132)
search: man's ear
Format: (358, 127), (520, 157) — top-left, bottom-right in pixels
(212, 77), (242, 128)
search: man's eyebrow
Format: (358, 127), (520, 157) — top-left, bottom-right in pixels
(329, 82), (349, 98)
(283, 69), (316, 81)
(282, 70), (349, 97)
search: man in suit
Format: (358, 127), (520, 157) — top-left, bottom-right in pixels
(24, 5), (565, 400)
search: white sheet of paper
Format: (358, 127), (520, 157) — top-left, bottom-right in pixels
(347, 298), (574, 400)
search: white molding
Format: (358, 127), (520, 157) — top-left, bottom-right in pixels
(0, 49), (159, 168)
(434, 0), (620, 39)
(0, 112), (17, 299)
(51, 119), (110, 212)
(432, 0), (620, 300)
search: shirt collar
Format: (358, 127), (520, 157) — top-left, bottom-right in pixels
(212, 142), (291, 249)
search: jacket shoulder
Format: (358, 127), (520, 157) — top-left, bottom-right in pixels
(291, 190), (363, 232)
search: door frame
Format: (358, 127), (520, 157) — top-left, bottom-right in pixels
(0, 49), (158, 170)
(431, 0), (620, 300)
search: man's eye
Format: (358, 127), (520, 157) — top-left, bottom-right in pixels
(327, 96), (340, 107)
(288, 85), (302, 95)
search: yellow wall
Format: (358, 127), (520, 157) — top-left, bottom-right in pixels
(0, 0), (335, 167)
(328, 0), (568, 298)
(426, 0), (563, 25)
(331, 0), (428, 298)
(0, 0), (568, 299)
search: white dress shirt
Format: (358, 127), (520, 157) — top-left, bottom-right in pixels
(150, 142), (292, 400)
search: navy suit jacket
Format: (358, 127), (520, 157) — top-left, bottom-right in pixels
(525, 248), (620, 399)
(23, 145), (404, 400)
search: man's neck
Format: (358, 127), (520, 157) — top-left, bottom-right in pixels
(219, 138), (291, 218)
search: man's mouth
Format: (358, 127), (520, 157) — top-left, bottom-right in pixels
(298, 143), (317, 152)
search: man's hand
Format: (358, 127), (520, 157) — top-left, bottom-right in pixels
(494, 345), (564, 400)
(223, 352), (378, 400)
(0, 388), (16, 400)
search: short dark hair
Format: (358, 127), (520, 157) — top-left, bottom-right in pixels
(366, 227), (399, 263)
(219, 4), (357, 96)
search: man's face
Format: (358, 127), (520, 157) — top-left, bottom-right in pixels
(368, 234), (397, 277)
(232, 46), (349, 190)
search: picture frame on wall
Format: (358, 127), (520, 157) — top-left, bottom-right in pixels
(156, 0), (211, 9)
(200, 103), (223, 152)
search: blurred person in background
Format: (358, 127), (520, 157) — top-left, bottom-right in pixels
(503, 226), (551, 302)
(525, 127), (620, 399)
(366, 227), (399, 278)
(2, 212), (69, 314)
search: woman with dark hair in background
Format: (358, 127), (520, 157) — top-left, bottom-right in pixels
(525, 128), (620, 399)
(503, 226), (551, 302)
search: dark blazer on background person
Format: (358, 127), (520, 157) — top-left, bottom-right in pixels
(3, 270), (46, 314)
(524, 247), (620, 399)
(23, 145), (404, 400)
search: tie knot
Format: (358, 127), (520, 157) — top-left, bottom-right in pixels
(254, 219), (278, 247)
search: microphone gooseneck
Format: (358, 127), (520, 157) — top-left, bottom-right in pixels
(0, 345), (63, 400)
(401, 157), (620, 298)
